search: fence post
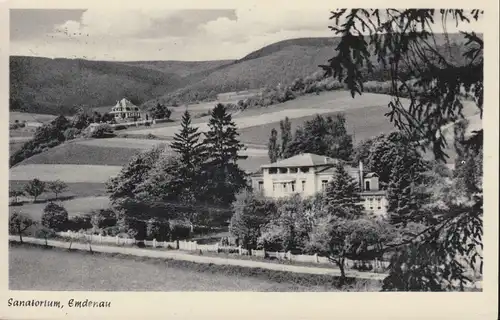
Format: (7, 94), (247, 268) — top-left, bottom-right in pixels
(314, 253), (318, 263)
(153, 239), (157, 248)
(276, 251), (279, 260)
(116, 236), (119, 245)
(215, 242), (219, 253)
(238, 246), (242, 255)
(99, 234), (103, 244)
(287, 251), (292, 261)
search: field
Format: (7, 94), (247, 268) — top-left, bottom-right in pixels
(9, 245), (348, 291)
(9, 196), (110, 220)
(9, 164), (122, 183)
(10, 111), (56, 124)
(9, 181), (108, 198)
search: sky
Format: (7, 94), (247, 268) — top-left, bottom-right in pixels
(10, 8), (485, 61)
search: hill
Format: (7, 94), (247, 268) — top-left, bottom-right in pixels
(124, 60), (235, 77)
(9, 56), (186, 115)
(142, 34), (472, 108)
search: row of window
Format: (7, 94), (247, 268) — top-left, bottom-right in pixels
(271, 180), (307, 193)
(268, 167), (311, 174)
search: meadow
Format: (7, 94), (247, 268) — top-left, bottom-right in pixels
(9, 180), (108, 198)
(9, 164), (122, 183)
(9, 245), (361, 291)
(9, 196), (110, 220)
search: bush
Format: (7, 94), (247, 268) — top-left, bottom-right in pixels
(114, 125), (127, 130)
(41, 202), (69, 231)
(63, 127), (80, 140)
(85, 124), (114, 138)
(67, 215), (92, 231)
(146, 133), (157, 140)
(144, 122), (151, 127)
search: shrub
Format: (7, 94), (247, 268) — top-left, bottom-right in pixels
(114, 125), (127, 130)
(67, 215), (92, 231)
(41, 202), (69, 231)
(63, 127), (80, 140)
(9, 211), (35, 243)
(144, 122), (151, 127)
(85, 124), (114, 138)
(34, 225), (57, 244)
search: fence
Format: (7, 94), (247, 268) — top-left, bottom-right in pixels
(57, 231), (390, 273)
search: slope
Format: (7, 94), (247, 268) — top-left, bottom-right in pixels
(9, 56), (186, 115)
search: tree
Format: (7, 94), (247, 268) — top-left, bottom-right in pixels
(387, 152), (430, 226)
(229, 190), (277, 249)
(203, 103), (247, 206)
(307, 217), (394, 282)
(149, 103), (171, 120)
(279, 117), (292, 157)
(324, 9), (483, 290)
(323, 162), (363, 219)
(170, 110), (207, 200)
(24, 179), (45, 203)
(47, 180), (68, 200)
(41, 202), (69, 231)
(9, 212), (35, 243)
(9, 190), (25, 205)
(267, 128), (280, 163)
(258, 194), (316, 252)
(284, 114), (353, 161)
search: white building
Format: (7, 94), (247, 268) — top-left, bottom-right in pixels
(109, 98), (143, 121)
(250, 153), (388, 216)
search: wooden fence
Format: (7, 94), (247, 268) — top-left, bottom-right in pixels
(57, 231), (390, 273)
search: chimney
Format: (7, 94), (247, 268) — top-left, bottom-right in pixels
(359, 161), (364, 191)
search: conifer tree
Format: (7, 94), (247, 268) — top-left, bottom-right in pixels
(279, 117), (292, 158)
(267, 128), (280, 163)
(323, 162), (363, 219)
(171, 110), (207, 177)
(203, 103), (247, 206)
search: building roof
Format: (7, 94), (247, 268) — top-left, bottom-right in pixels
(261, 153), (341, 168)
(316, 165), (359, 175)
(111, 98), (140, 112)
(364, 172), (379, 178)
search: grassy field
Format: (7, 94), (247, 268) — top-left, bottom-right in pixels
(18, 142), (141, 166)
(9, 245), (359, 291)
(14, 139), (269, 173)
(9, 164), (122, 183)
(9, 111), (57, 123)
(10, 180), (108, 198)
(9, 196), (110, 220)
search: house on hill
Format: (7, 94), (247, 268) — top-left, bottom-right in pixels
(109, 98), (146, 122)
(250, 153), (388, 216)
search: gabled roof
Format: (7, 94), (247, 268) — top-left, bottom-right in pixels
(364, 172), (379, 178)
(261, 153), (340, 168)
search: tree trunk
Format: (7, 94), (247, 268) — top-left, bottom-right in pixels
(338, 258), (346, 285)
(19, 232), (23, 244)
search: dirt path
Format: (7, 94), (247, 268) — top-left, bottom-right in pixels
(11, 236), (386, 281)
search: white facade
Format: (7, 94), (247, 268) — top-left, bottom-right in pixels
(109, 98), (143, 121)
(251, 153), (388, 216)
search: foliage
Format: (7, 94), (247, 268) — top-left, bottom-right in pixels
(9, 211), (35, 243)
(149, 103), (172, 120)
(63, 127), (81, 140)
(66, 214), (92, 231)
(323, 162), (364, 219)
(170, 110), (207, 201)
(9, 190), (25, 205)
(279, 117), (292, 157)
(47, 180), (68, 200)
(267, 128), (280, 163)
(284, 114), (353, 161)
(325, 8), (483, 291)
(86, 123), (114, 138)
(229, 190), (277, 249)
(146, 218), (170, 241)
(258, 194), (316, 252)
(41, 202), (69, 231)
(202, 103), (247, 207)
(24, 178), (46, 202)
(307, 216), (396, 280)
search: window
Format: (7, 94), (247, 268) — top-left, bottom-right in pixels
(300, 167), (310, 173)
(289, 168), (298, 173)
(258, 181), (263, 191)
(273, 183), (276, 191)
(321, 180), (328, 190)
(301, 180), (306, 191)
(291, 181), (296, 192)
(279, 168), (288, 174)
(269, 168), (277, 174)
(365, 181), (371, 191)
(282, 183), (287, 192)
